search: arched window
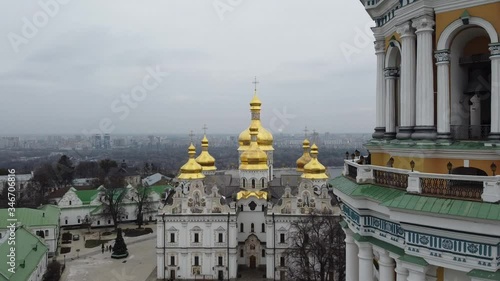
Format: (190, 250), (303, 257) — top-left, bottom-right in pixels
(240, 223), (244, 232)
(251, 223), (255, 232)
(242, 178), (246, 188)
(252, 179), (256, 188)
(261, 223), (265, 233)
(261, 178), (265, 187)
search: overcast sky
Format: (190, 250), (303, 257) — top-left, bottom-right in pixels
(1, 0), (375, 136)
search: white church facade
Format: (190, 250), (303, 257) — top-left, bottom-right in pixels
(156, 92), (340, 280)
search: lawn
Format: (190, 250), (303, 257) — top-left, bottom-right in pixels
(60, 247), (71, 254)
(123, 228), (153, 237)
(84, 239), (112, 248)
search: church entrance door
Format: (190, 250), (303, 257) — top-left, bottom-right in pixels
(249, 255), (256, 268)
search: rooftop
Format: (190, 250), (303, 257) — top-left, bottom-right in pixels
(0, 226), (48, 281)
(0, 205), (60, 229)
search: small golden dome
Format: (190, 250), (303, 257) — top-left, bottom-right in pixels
(178, 143), (205, 180)
(238, 91), (274, 151)
(196, 135), (216, 171)
(302, 144), (328, 180)
(239, 126), (268, 170)
(296, 138), (312, 172)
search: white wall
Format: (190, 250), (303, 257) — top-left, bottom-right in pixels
(444, 268), (469, 281)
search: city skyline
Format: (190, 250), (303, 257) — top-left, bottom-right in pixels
(1, 0), (376, 135)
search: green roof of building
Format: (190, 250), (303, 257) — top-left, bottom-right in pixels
(74, 189), (100, 204)
(0, 226), (48, 281)
(330, 176), (500, 222)
(0, 205), (60, 229)
(467, 269), (500, 280)
(148, 185), (173, 195)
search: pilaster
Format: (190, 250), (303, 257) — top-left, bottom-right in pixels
(384, 67), (399, 139)
(488, 43), (500, 140)
(435, 49), (451, 139)
(374, 39), (387, 139)
(396, 21), (416, 140)
(412, 15), (436, 140)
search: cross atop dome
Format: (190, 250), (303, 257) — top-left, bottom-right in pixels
(252, 76), (259, 92)
(202, 124), (208, 135)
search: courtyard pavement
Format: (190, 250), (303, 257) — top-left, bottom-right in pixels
(58, 223), (157, 281)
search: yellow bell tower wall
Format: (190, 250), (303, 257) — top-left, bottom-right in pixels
(371, 152), (498, 176)
(435, 2), (500, 44)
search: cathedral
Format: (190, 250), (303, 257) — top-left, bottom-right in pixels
(156, 91), (340, 280)
(333, 1), (500, 281)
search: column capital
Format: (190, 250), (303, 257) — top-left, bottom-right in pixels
(396, 21), (415, 38)
(375, 40), (386, 54)
(412, 15), (435, 33)
(434, 49), (450, 63)
(489, 43), (500, 58)
(384, 67), (399, 78)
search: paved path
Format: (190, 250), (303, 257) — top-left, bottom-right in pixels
(60, 234), (157, 281)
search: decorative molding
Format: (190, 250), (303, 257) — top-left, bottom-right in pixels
(384, 67), (400, 78)
(489, 43), (500, 57)
(375, 40), (386, 53)
(434, 50), (450, 63)
(437, 17), (499, 50)
(396, 21), (415, 38)
(411, 15), (435, 32)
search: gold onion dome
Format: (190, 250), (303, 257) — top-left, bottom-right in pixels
(301, 144), (328, 180)
(195, 135), (216, 171)
(239, 126), (268, 171)
(178, 143), (205, 180)
(296, 138), (312, 172)
(238, 92), (274, 151)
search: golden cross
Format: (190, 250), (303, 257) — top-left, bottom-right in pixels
(304, 126), (309, 138)
(189, 130), (195, 142)
(252, 76), (259, 91)
(202, 124), (208, 135)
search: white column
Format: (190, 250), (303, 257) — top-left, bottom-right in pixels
(378, 252), (395, 281)
(396, 21), (417, 140)
(384, 67), (399, 139)
(489, 43), (500, 140)
(435, 49), (451, 139)
(412, 15), (436, 140)
(374, 40), (386, 139)
(407, 270), (426, 281)
(357, 243), (374, 281)
(344, 229), (359, 281)
(395, 260), (408, 281)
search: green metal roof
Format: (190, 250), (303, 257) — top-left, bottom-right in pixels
(0, 226), (48, 281)
(74, 189), (99, 204)
(0, 205), (60, 229)
(467, 269), (500, 280)
(148, 185), (173, 196)
(330, 176), (405, 202)
(330, 176), (500, 222)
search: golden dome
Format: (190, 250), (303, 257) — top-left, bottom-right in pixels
(296, 138), (312, 172)
(178, 143), (205, 180)
(238, 91), (274, 151)
(195, 135), (216, 171)
(239, 126), (268, 171)
(236, 190), (268, 201)
(301, 144), (328, 180)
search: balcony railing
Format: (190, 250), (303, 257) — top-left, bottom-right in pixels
(450, 125), (490, 140)
(343, 160), (500, 203)
(420, 175), (484, 200)
(373, 168), (408, 190)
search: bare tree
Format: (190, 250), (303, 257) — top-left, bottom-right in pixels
(99, 174), (126, 230)
(285, 213), (346, 281)
(131, 185), (155, 229)
(82, 214), (96, 234)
